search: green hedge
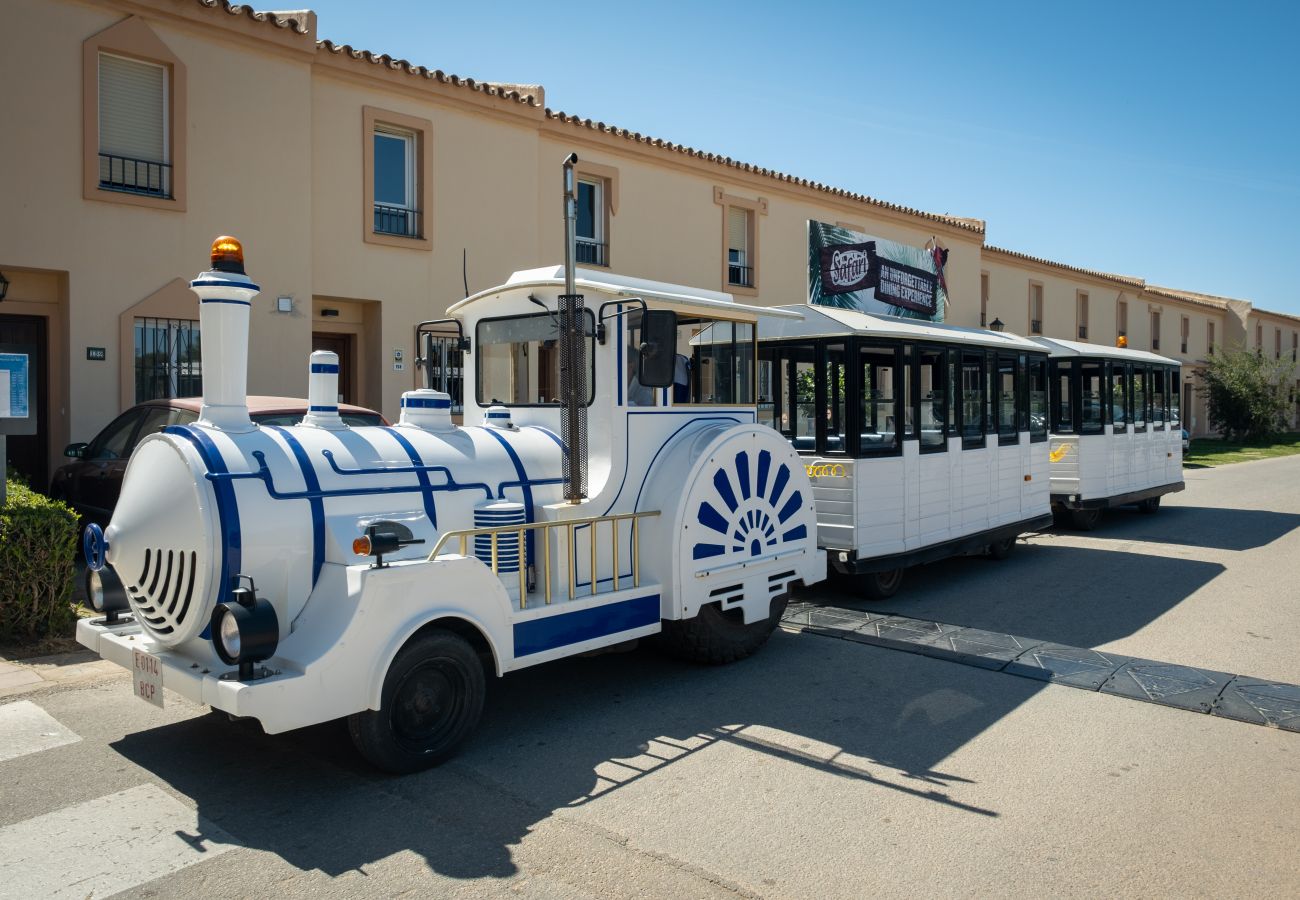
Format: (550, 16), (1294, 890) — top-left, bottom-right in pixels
(0, 479), (79, 642)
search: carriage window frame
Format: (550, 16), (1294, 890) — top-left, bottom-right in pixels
(758, 341), (817, 452)
(959, 350), (987, 450)
(1111, 362), (1129, 433)
(1153, 366), (1167, 430)
(1079, 359), (1106, 435)
(1132, 364), (1148, 433)
(475, 309), (596, 407)
(1028, 355), (1048, 443)
(915, 345), (948, 454)
(995, 353), (1019, 445)
(1050, 359), (1076, 435)
(822, 342), (851, 456)
(857, 341), (904, 458)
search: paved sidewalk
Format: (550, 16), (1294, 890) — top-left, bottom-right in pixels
(0, 651), (121, 699)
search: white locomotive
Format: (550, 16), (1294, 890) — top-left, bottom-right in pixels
(77, 163), (823, 772)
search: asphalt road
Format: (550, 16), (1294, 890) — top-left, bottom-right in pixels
(2, 457), (1298, 898)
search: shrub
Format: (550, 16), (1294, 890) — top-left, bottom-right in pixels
(0, 480), (79, 642)
(1200, 348), (1297, 442)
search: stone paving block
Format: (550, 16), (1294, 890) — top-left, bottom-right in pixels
(1003, 644), (1135, 690)
(1100, 661), (1235, 714)
(1212, 678), (1300, 732)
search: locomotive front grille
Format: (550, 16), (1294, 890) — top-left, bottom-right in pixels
(126, 547), (199, 637)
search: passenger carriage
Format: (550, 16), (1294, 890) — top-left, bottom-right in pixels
(1029, 338), (1184, 530)
(750, 305), (1055, 599)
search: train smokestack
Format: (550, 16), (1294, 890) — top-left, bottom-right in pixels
(190, 236), (259, 432)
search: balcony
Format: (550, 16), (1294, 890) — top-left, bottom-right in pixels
(728, 263), (754, 288)
(1078, 325), (1088, 340)
(1030, 319), (1042, 334)
(374, 203), (422, 238)
(99, 153), (172, 199)
(575, 238), (607, 267)
(1152, 339), (1161, 351)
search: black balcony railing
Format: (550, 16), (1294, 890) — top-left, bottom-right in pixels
(575, 238), (607, 266)
(1031, 319), (1042, 334)
(99, 153), (172, 198)
(374, 203), (422, 238)
(728, 263), (754, 288)
(1182, 342), (1189, 354)
(1152, 338), (1161, 351)
(1078, 325), (1088, 339)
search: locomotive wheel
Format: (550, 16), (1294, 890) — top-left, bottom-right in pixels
(859, 567), (904, 601)
(987, 536), (1017, 560)
(654, 593), (789, 665)
(1069, 507), (1102, 531)
(349, 630), (484, 774)
(1138, 496), (1162, 514)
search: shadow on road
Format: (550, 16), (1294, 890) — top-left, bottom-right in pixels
(812, 543), (1224, 649)
(1074, 505), (1300, 551)
(108, 542), (1222, 883)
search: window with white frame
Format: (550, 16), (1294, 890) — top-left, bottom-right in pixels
(373, 125), (420, 238)
(727, 207), (754, 287)
(99, 52), (170, 198)
(575, 178), (607, 266)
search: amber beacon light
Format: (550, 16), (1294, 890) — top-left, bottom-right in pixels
(210, 235), (245, 274)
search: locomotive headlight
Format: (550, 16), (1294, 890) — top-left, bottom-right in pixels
(210, 577), (279, 681)
(86, 565), (130, 624)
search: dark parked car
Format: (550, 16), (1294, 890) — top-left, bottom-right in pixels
(50, 396), (386, 536)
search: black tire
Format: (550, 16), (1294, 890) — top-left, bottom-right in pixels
(987, 536), (1017, 560)
(654, 593), (789, 665)
(859, 567), (905, 601)
(1069, 507), (1102, 531)
(348, 629), (485, 774)
(1138, 496), (1161, 514)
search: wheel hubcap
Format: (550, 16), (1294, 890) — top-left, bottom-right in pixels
(391, 661), (465, 753)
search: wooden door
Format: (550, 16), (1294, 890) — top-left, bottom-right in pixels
(312, 332), (354, 404)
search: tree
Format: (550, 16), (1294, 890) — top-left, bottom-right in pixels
(1200, 347), (1296, 441)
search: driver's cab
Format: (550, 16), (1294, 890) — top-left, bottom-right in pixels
(444, 265), (794, 514)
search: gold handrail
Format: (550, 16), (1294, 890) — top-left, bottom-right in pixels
(427, 511), (661, 610)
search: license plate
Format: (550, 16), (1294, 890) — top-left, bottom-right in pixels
(132, 649), (164, 708)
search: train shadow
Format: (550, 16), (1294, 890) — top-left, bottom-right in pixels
(110, 627), (1044, 882)
(811, 543), (1224, 650)
(108, 545), (1221, 883)
(1074, 505), (1300, 551)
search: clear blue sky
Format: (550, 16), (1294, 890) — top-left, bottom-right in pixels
(305, 0), (1300, 314)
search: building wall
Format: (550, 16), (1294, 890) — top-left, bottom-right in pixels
(2, 0), (1294, 484)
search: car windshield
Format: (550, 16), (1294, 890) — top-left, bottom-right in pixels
(252, 412), (384, 427)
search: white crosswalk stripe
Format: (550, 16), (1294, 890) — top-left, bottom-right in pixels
(0, 783), (238, 899)
(0, 700), (80, 763)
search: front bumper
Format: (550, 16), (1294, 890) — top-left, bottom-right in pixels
(76, 617), (309, 732)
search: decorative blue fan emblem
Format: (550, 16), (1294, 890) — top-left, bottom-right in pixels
(692, 450), (808, 560)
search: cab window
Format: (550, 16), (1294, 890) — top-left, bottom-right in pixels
(476, 310), (595, 406)
(684, 319), (755, 404)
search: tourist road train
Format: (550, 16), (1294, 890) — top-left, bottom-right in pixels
(77, 164), (1182, 772)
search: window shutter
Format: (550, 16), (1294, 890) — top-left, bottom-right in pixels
(99, 53), (165, 163)
(727, 206), (749, 254)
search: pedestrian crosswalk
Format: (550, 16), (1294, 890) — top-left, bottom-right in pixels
(0, 698), (238, 899)
(0, 700), (81, 762)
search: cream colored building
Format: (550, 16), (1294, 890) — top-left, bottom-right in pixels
(0, 0), (1292, 488)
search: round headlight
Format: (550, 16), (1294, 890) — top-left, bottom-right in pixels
(87, 569), (105, 612)
(219, 610), (242, 660)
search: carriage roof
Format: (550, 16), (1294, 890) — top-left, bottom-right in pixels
(758, 304), (1047, 353)
(1028, 336), (1179, 365)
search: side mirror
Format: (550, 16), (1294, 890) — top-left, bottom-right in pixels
(64, 442), (88, 459)
(638, 309), (677, 388)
